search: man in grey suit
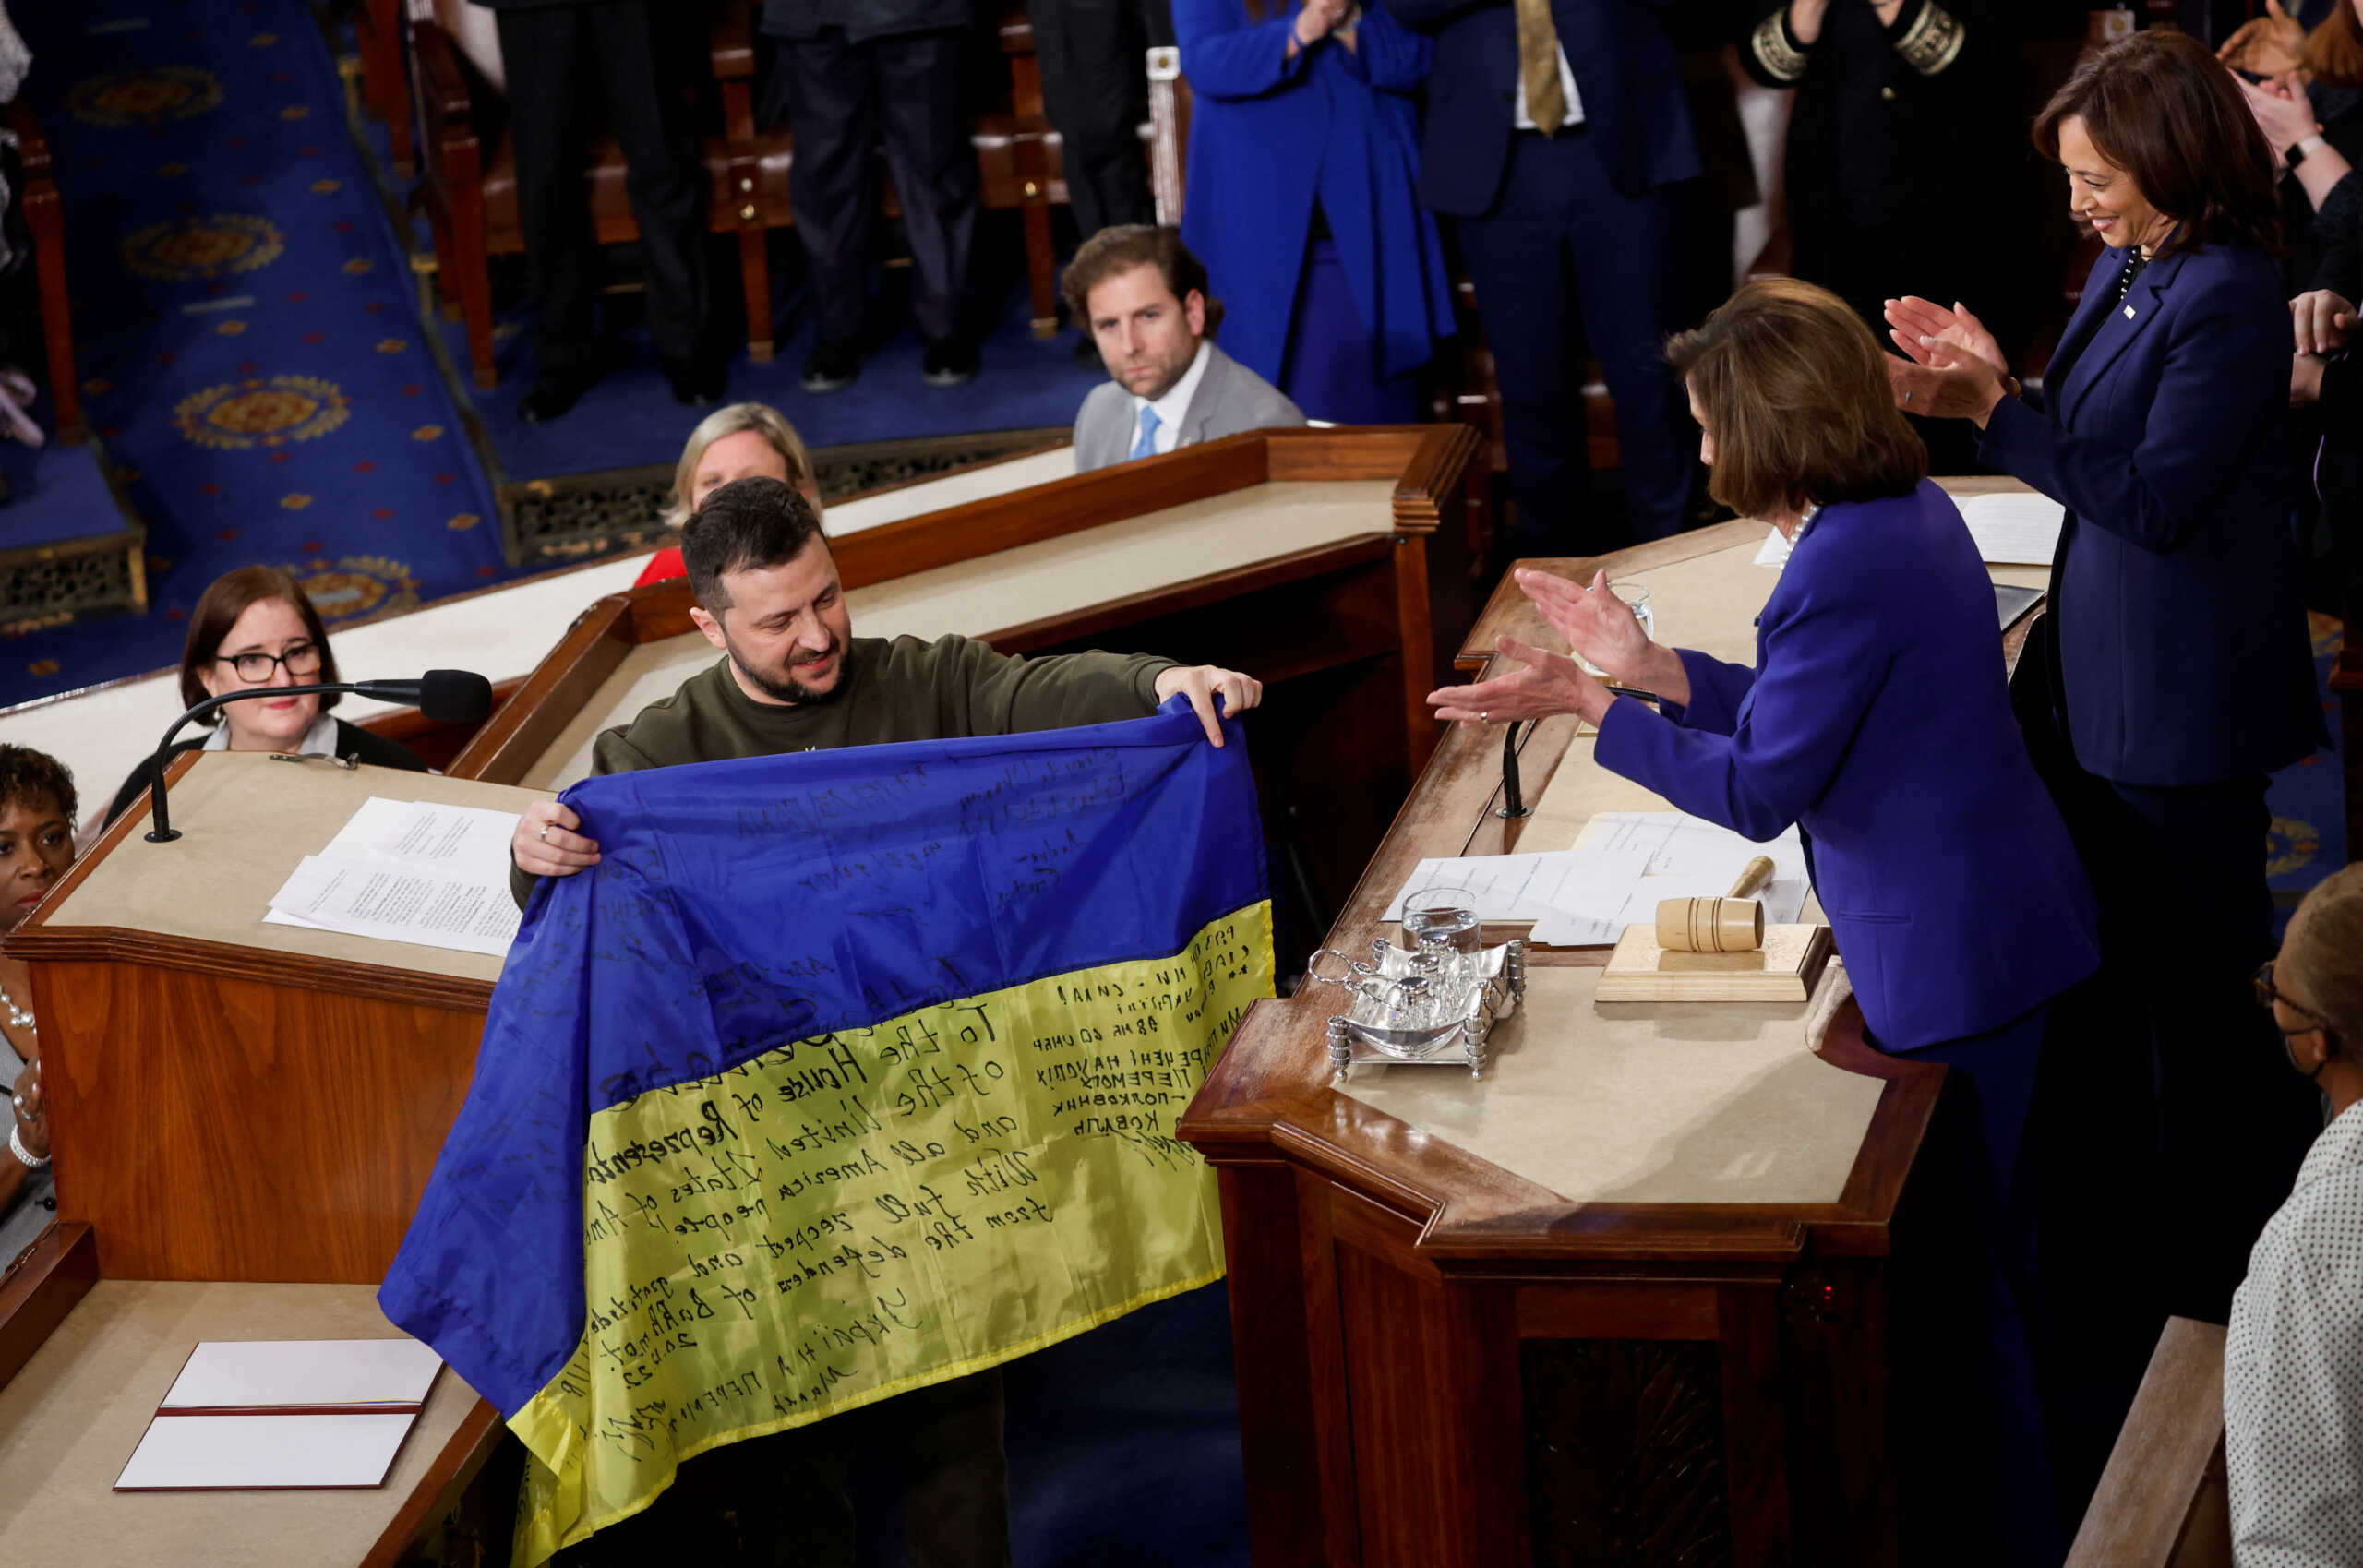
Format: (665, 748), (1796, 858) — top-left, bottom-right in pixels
(1066, 226), (1304, 472)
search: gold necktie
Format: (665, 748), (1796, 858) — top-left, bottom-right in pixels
(1516, 0), (1565, 135)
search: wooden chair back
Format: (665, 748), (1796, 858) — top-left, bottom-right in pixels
(2064, 1317), (2232, 1568)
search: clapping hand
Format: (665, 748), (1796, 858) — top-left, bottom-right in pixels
(2219, 0), (2306, 78)
(1517, 569), (1654, 684)
(1293, 0), (1352, 48)
(2293, 290), (2357, 356)
(11, 1057), (44, 1164)
(2242, 73), (2322, 162)
(1426, 636), (1613, 728)
(1884, 296), (2007, 379)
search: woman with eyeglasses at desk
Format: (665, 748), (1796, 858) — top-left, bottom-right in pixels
(101, 565), (427, 830)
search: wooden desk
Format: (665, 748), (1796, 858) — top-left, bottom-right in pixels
(1180, 486), (2049, 1567)
(0, 1229), (503, 1568)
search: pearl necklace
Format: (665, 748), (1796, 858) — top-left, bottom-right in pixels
(0, 983), (31, 1033)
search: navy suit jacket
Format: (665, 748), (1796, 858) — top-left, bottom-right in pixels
(1979, 241), (2321, 785)
(1380, 0), (1699, 214)
(1595, 483), (2099, 1050)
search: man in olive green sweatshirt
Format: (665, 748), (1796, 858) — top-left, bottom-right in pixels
(510, 474), (1260, 904)
(501, 473), (1260, 1565)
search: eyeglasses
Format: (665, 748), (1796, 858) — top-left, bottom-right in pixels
(2254, 960), (2337, 1040)
(215, 641), (323, 683)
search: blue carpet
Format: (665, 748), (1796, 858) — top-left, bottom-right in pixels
(449, 242), (1106, 481)
(0, 0), (517, 709)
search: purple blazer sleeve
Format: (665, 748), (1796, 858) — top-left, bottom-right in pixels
(1175, 3), (1313, 99)
(1657, 649), (1757, 736)
(1594, 585), (1893, 844)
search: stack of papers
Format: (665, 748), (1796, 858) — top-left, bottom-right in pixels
(264, 796), (523, 957)
(1956, 492), (2065, 565)
(1385, 813), (1810, 949)
(116, 1337), (443, 1491)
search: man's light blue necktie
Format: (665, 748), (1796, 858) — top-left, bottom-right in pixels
(1131, 405), (1161, 461)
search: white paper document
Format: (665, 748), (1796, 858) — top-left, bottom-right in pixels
(1527, 812), (1811, 948)
(263, 795), (523, 955)
(1956, 492), (2065, 566)
(1752, 526), (1792, 567)
(162, 1338), (442, 1411)
(1384, 853), (1591, 925)
(115, 1412), (417, 1490)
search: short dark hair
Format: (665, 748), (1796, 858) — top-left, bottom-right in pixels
(0, 746), (75, 825)
(2032, 30), (2280, 261)
(1060, 225), (1226, 336)
(1665, 277), (1926, 521)
(681, 476), (828, 612)
(179, 566), (342, 721)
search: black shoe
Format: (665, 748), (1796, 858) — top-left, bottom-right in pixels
(1072, 334), (1103, 372)
(801, 338), (861, 394)
(517, 369), (597, 425)
(664, 355), (726, 408)
(921, 335), (978, 388)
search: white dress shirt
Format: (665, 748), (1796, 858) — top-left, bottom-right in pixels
(1511, 42), (1584, 130)
(2226, 1098), (2363, 1567)
(1131, 339), (1213, 458)
(201, 711), (338, 753)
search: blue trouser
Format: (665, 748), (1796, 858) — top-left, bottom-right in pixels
(1887, 995), (2066, 1567)
(1454, 127), (1692, 552)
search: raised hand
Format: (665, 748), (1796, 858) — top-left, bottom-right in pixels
(1888, 341), (2007, 425)
(2219, 0), (2305, 78)
(1517, 569), (1655, 684)
(1885, 296), (2006, 379)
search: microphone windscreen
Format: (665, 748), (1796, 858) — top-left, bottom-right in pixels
(417, 669), (495, 724)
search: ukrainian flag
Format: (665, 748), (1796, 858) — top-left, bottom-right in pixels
(380, 700), (1273, 1564)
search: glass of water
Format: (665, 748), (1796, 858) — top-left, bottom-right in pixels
(1577, 581), (1654, 676)
(1402, 885), (1482, 959)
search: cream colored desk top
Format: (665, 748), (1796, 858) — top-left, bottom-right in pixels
(0, 1280), (483, 1566)
(520, 478), (1401, 790)
(1339, 966), (1876, 1204)
(51, 753), (549, 984)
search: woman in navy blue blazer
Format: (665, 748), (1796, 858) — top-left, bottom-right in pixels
(1174, 0), (1457, 423)
(1433, 278), (2097, 1564)
(1888, 30), (2325, 1333)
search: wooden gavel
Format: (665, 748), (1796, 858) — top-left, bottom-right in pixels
(1656, 856), (1775, 953)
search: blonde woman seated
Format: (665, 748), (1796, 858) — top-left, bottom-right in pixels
(636, 404), (822, 586)
(1430, 277), (2095, 1564)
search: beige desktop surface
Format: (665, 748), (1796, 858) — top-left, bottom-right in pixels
(1337, 964), (1877, 1206)
(0, 1278), (484, 1566)
(523, 479), (1402, 789)
(52, 753), (550, 984)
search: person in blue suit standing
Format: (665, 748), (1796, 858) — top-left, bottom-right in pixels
(1384, 0), (1700, 553)
(1433, 277), (2099, 1565)
(1887, 30), (2326, 1336)
(1174, 0), (1457, 424)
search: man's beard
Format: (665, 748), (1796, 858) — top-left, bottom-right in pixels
(726, 629), (846, 706)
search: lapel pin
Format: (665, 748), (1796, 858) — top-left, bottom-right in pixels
(2124, 304), (2136, 318)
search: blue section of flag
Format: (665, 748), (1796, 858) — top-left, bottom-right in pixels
(380, 700), (1265, 1417)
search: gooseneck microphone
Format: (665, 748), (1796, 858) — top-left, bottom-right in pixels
(140, 670), (494, 843)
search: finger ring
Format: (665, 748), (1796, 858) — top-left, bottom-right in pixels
(1480, 711), (1489, 723)
(1903, 390), (1914, 404)
(9, 1095), (18, 1113)
(538, 825), (551, 843)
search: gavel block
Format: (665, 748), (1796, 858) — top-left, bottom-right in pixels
(1594, 922), (1835, 1003)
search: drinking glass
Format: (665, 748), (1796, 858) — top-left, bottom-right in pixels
(1401, 886), (1482, 960)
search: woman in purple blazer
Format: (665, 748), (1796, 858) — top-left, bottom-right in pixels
(1887, 30), (2324, 1341)
(1433, 278), (2096, 1565)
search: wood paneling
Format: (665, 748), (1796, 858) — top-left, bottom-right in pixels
(33, 959), (482, 1282)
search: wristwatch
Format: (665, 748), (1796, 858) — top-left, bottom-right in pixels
(2290, 131), (2329, 167)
